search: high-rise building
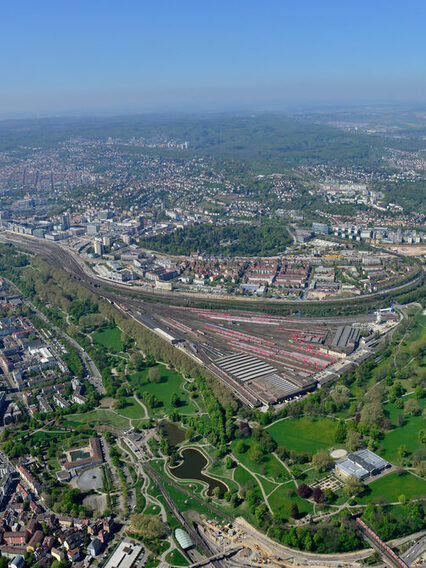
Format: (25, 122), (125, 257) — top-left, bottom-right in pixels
(94, 241), (103, 256)
(60, 213), (71, 230)
(102, 235), (112, 247)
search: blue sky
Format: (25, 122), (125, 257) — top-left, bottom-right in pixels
(1, 0), (425, 115)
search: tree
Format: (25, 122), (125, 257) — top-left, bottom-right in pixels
(360, 402), (384, 426)
(130, 514), (167, 540)
(170, 393), (181, 408)
(185, 427), (195, 441)
(290, 502), (299, 519)
(331, 385), (351, 408)
(346, 430), (362, 452)
(212, 486), (222, 499)
(235, 440), (249, 454)
(147, 366), (162, 383)
(250, 446), (264, 465)
(297, 484), (312, 499)
(255, 503), (268, 525)
(225, 456), (235, 469)
(404, 399), (421, 416)
(396, 414), (405, 427)
(312, 450), (333, 473)
(418, 429), (426, 445)
(414, 386), (424, 400)
(398, 444), (408, 457)
(344, 475), (364, 497)
(335, 421), (347, 444)
(312, 486), (325, 503)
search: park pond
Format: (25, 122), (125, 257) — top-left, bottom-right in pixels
(170, 448), (227, 496)
(159, 421), (185, 446)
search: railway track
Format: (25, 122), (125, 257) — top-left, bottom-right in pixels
(1, 232), (423, 309)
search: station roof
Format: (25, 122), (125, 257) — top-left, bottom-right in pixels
(175, 528), (193, 550)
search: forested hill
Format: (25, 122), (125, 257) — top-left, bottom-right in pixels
(0, 113), (386, 167)
(142, 222), (292, 256)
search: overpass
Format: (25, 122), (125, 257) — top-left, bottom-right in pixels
(187, 546), (243, 568)
(356, 518), (410, 568)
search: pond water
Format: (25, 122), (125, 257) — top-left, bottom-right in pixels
(159, 421), (186, 446)
(170, 448), (227, 496)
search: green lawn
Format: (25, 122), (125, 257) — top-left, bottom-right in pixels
(165, 549), (189, 567)
(234, 465), (260, 491)
(268, 485), (313, 518)
(93, 327), (124, 352)
(144, 504), (162, 515)
(379, 397), (426, 462)
(63, 409), (129, 429)
(266, 417), (337, 452)
(231, 438), (289, 482)
(165, 483), (224, 521)
(129, 365), (197, 417)
(358, 472), (426, 504)
(116, 397), (147, 419)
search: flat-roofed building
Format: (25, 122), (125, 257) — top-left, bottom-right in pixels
(104, 540), (142, 568)
(335, 449), (390, 480)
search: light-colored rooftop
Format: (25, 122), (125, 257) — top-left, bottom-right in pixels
(104, 540), (142, 568)
(175, 528), (193, 550)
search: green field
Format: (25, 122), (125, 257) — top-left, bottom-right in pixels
(129, 365), (197, 417)
(116, 397), (147, 419)
(358, 472), (426, 504)
(266, 417), (337, 452)
(231, 438), (290, 482)
(165, 549), (189, 567)
(379, 397), (426, 462)
(93, 327), (124, 352)
(63, 409), (129, 429)
(268, 485), (313, 518)
(234, 465), (259, 491)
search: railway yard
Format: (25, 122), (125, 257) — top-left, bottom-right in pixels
(123, 301), (397, 407)
(0, 232), (401, 408)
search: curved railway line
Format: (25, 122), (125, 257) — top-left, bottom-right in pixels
(0, 232), (423, 313)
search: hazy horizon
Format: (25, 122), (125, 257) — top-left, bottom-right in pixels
(1, 0), (425, 117)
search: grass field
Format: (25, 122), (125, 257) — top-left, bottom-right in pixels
(116, 397), (147, 419)
(379, 396), (426, 462)
(63, 409), (129, 429)
(268, 485), (313, 518)
(231, 438), (290, 482)
(93, 327), (124, 352)
(234, 465), (259, 491)
(266, 417), (337, 452)
(358, 472), (426, 504)
(129, 365), (197, 417)
(165, 549), (189, 567)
